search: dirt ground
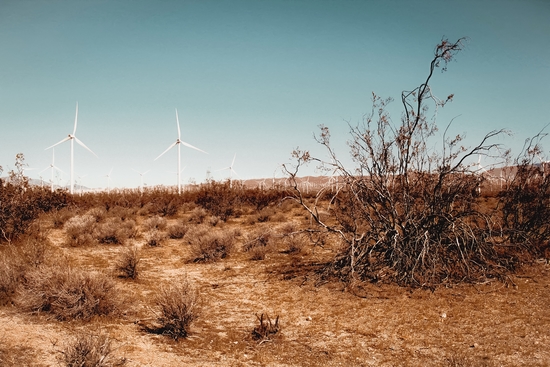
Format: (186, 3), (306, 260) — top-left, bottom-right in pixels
(1, 209), (549, 367)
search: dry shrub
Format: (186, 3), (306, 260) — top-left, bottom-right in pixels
(167, 222), (189, 239)
(145, 229), (167, 247)
(115, 246), (140, 279)
(186, 226), (236, 263)
(142, 215), (167, 231)
(243, 228), (273, 260)
(17, 266), (122, 321)
(64, 215), (97, 247)
(93, 217), (136, 245)
(252, 313), (280, 342)
(86, 207), (107, 222)
(107, 205), (136, 221)
(188, 207), (208, 224)
(58, 331), (125, 367)
(50, 207), (76, 228)
(136, 203), (154, 216)
(151, 279), (200, 340)
(0, 249), (23, 305)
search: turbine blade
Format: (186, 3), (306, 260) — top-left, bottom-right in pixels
(155, 142), (177, 160)
(231, 153), (236, 167)
(232, 168), (241, 178)
(180, 141), (207, 154)
(53, 165), (65, 174)
(143, 170), (150, 175)
(39, 166), (51, 174)
(74, 137), (98, 157)
(73, 102), (78, 135)
(45, 136), (71, 150)
(175, 109), (181, 140)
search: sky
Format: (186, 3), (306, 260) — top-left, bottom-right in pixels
(0, 0), (549, 190)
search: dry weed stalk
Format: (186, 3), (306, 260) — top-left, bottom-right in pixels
(252, 313), (280, 343)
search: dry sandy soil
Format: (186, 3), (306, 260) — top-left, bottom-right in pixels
(1, 205), (549, 367)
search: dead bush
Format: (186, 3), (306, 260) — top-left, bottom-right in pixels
(150, 278), (200, 340)
(188, 207), (208, 224)
(252, 313), (280, 342)
(243, 228), (274, 260)
(17, 266), (122, 321)
(58, 331), (125, 367)
(186, 226), (236, 262)
(142, 215), (167, 231)
(93, 217), (136, 245)
(145, 229), (167, 247)
(64, 215), (97, 247)
(115, 246), (140, 279)
(167, 222), (189, 239)
(85, 207), (107, 222)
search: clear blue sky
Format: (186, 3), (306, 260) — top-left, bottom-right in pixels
(1, 0), (549, 190)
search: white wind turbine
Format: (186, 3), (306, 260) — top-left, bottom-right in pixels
(132, 169), (150, 193)
(216, 154), (239, 187)
(155, 109), (207, 194)
(216, 153), (240, 186)
(39, 148), (65, 192)
(45, 103), (97, 194)
(104, 168), (113, 193)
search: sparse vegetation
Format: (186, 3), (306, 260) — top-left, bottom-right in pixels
(252, 313), (280, 342)
(186, 226), (236, 263)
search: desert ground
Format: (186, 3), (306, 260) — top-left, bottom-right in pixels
(1, 190), (549, 367)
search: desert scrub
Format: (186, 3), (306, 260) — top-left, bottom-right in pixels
(185, 225), (236, 262)
(144, 229), (167, 247)
(93, 217), (137, 245)
(17, 266), (122, 321)
(115, 245), (140, 279)
(58, 331), (125, 367)
(188, 207), (208, 224)
(167, 222), (189, 239)
(64, 214), (97, 247)
(152, 278), (200, 340)
(243, 228), (274, 260)
(142, 215), (167, 231)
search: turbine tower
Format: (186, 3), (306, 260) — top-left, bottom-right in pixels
(45, 103), (97, 194)
(39, 148), (64, 192)
(132, 169), (150, 193)
(155, 109), (207, 194)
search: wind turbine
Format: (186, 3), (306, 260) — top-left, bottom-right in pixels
(155, 109), (207, 194)
(216, 153), (240, 186)
(132, 169), (150, 193)
(45, 103), (97, 194)
(39, 148), (65, 192)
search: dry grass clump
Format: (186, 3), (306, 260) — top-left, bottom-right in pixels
(58, 331), (125, 367)
(150, 278), (200, 340)
(93, 217), (137, 245)
(185, 225), (236, 263)
(167, 222), (189, 239)
(142, 215), (167, 231)
(252, 313), (280, 342)
(17, 266), (122, 321)
(50, 207), (76, 228)
(144, 229), (168, 247)
(115, 246), (140, 279)
(64, 215), (96, 247)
